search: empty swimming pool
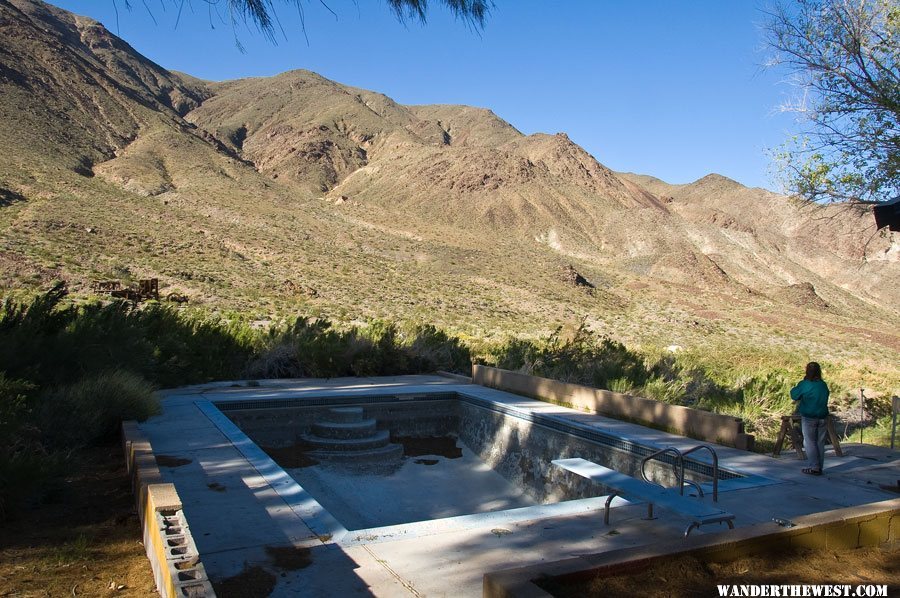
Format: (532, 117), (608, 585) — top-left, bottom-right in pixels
(202, 391), (755, 536)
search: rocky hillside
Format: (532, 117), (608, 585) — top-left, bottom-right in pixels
(0, 0), (210, 176)
(185, 68), (898, 314)
(0, 0), (897, 364)
(618, 173), (898, 310)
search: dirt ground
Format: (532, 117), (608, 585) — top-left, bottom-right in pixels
(543, 546), (900, 597)
(0, 446), (156, 597)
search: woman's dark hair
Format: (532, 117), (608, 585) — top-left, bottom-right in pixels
(804, 362), (823, 381)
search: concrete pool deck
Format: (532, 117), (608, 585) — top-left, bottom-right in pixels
(137, 375), (900, 597)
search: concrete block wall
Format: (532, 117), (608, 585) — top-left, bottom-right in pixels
(473, 365), (755, 450)
(482, 497), (900, 598)
(122, 421), (216, 598)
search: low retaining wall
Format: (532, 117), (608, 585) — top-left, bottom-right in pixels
(122, 421), (215, 598)
(472, 365), (754, 450)
(483, 497), (900, 598)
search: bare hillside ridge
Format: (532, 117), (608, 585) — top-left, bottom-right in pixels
(0, 0), (897, 365)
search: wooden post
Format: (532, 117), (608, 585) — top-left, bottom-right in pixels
(773, 415), (805, 459)
(825, 415), (843, 456)
(773, 417), (788, 457)
(774, 414), (843, 458)
(891, 396), (899, 450)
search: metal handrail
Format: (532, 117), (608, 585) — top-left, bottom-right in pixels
(681, 478), (705, 498)
(640, 444), (721, 502)
(667, 456), (704, 498)
(640, 447), (685, 494)
(682, 445), (719, 502)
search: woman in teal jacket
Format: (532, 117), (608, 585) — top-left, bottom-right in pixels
(790, 362), (830, 475)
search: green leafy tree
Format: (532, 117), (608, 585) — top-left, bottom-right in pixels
(765, 0), (899, 204)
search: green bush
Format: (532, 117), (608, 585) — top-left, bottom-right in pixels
(406, 324), (472, 374)
(639, 376), (687, 404)
(0, 443), (58, 520)
(41, 370), (160, 449)
(0, 373), (54, 520)
(246, 318), (475, 379)
(348, 320), (410, 376)
(0, 374), (35, 445)
(489, 323), (650, 390)
(0, 284), (255, 388)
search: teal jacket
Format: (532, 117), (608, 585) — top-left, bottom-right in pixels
(790, 379), (830, 418)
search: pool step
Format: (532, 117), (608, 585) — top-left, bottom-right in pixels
(327, 407), (364, 423)
(308, 443), (404, 463)
(300, 429), (393, 452)
(312, 419), (377, 440)
(302, 407), (403, 465)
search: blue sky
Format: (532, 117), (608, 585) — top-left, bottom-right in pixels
(52, 1), (799, 191)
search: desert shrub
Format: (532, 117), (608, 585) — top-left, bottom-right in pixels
(285, 317), (351, 377)
(851, 412), (899, 446)
(645, 355), (808, 441)
(0, 284), (252, 518)
(247, 318), (472, 379)
(49, 300), (156, 384)
(0, 285), (254, 388)
(40, 370), (160, 449)
(0, 282), (74, 383)
(348, 321), (410, 376)
(639, 376), (687, 404)
(136, 307), (256, 386)
(0, 374), (35, 444)
(492, 337), (538, 372)
(245, 340), (303, 379)
(489, 323), (650, 390)
(0, 373), (55, 520)
(0, 442), (58, 521)
(247, 317), (382, 379)
(405, 324), (472, 374)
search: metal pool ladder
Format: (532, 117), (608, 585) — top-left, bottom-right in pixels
(640, 445), (720, 503)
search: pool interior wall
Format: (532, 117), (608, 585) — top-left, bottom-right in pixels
(217, 392), (745, 530)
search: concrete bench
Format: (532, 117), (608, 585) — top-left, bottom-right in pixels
(552, 458), (735, 537)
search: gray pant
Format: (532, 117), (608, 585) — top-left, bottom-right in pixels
(801, 416), (827, 471)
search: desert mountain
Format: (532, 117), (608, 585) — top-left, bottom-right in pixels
(0, 0), (897, 363)
(0, 0), (209, 176)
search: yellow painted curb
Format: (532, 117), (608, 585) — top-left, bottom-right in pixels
(122, 421), (216, 598)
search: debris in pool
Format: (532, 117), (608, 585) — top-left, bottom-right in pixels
(155, 455), (191, 467)
(414, 458), (439, 465)
(354, 534), (379, 542)
(392, 435), (462, 458)
(491, 528), (512, 537)
(207, 482), (226, 492)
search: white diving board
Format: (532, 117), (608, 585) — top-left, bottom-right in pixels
(552, 457), (735, 537)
